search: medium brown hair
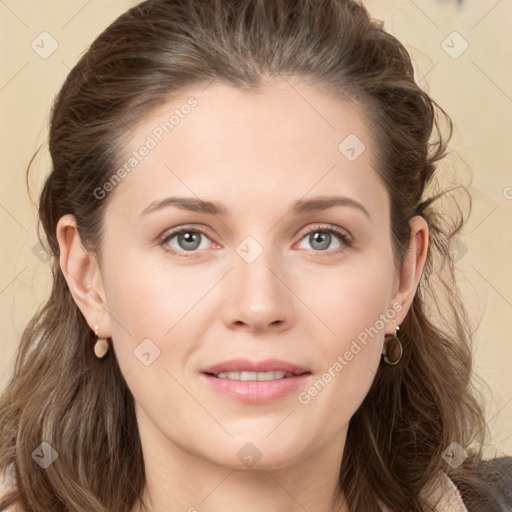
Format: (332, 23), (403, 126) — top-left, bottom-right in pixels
(0, 0), (495, 510)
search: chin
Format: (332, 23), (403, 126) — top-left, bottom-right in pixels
(196, 435), (312, 472)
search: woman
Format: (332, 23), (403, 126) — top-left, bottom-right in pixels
(0, 0), (510, 510)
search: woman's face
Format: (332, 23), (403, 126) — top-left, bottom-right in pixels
(91, 79), (417, 470)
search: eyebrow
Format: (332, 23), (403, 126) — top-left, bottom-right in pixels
(140, 195), (371, 220)
(290, 196), (371, 220)
(140, 196), (227, 217)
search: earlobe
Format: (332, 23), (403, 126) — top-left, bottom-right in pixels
(389, 215), (429, 326)
(56, 214), (111, 336)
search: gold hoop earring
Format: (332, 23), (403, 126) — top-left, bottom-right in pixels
(94, 324), (110, 359)
(382, 320), (402, 365)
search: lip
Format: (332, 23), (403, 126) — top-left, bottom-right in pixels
(201, 358), (310, 375)
(200, 358), (312, 405)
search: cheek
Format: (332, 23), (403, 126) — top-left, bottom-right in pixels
(101, 256), (202, 424)
(295, 258), (393, 410)
(102, 249), (215, 337)
(303, 257), (394, 345)
(101, 249), (225, 395)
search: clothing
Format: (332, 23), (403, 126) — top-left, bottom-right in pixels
(0, 463), (17, 512)
(379, 472), (468, 512)
(453, 456), (512, 510)
(420, 472), (468, 511)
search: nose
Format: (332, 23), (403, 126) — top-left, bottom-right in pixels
(221, 244), (295, 333)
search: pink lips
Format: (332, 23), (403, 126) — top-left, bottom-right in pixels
(200, 358), (312, 405)
(202, 358), (309, 375)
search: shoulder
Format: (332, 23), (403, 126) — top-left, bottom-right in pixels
(379, 472), (468, 512)
(381, 457), (512, 512)
(421, 472), (468, 511)
(452, 455), (512, 510)
(0, 465), (23, 512)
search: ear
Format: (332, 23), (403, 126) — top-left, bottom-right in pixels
(56, 214), (112, 338)
(388, 215), (429, 331)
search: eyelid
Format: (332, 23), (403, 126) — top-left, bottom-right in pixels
(158, 224), (217, 257)
(158, 224), (212, 241)
(294, 223), (353, 252)
(297, 223), (351, 241)
(158, 223), (353, 257)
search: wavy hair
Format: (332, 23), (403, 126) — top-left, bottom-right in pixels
(0, 0), (499, 510)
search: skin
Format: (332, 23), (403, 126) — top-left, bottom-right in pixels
(57, 78), (428, 512)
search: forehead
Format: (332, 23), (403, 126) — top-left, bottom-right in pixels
(107, 78), (387, 219)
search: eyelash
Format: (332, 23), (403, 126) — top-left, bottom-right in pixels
(158, 224), (352, 258)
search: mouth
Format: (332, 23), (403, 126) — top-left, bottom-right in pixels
(206, 370), (309, 381)
(200, 359), (312, 404)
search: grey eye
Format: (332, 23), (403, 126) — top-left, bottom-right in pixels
(308, 232), (332, 251)
(177, 231), (202, 250)
(164, 230), (211, 252)
(297, 229), (344, 252)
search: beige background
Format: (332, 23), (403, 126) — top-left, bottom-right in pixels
(1, 1), (511, 456)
